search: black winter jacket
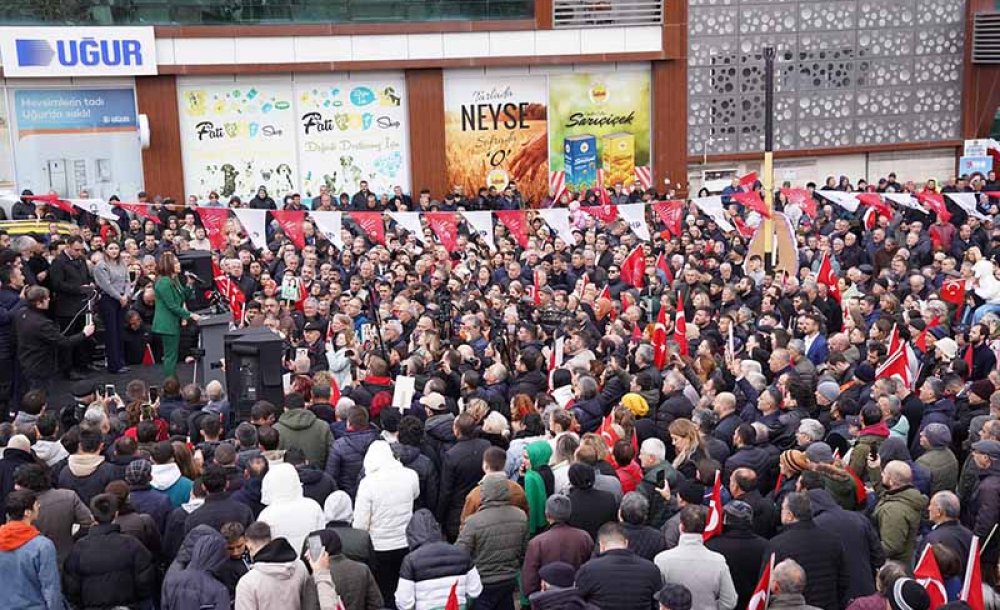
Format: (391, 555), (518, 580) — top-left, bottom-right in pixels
(325, 426), (379, 498)
(724, 445), (779, 492)
(161, 529), (230, 610)
(399, 509), (478, 598)
(575, 548), (662, 610)
(49, 252), (93, 318)
(14, 306), (89, 375)
(63, 523), (156, 609)
(623, 522), (667, 561)
(808, 488), (884, 602)
(0, 447), (37, 509)
(422, 414), (456, 473)
(297, 465), (337, 507)
(0, 286), (26, 360)
(57, 458), (119, 507)
(706, 526), (770, 610)
(184, 493), (254, 535)
(571, 397), (606, 434)
(437, 437), (491, 540)
(393, 442), (439, 513)
(507, 370), (547, 401)
(768, 520), (849, 610)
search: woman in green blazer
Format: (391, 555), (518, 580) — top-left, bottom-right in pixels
(152, 251), (201, 378)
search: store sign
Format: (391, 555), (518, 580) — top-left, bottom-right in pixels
(959, 155), (993, 176)
(0, 27), (157, 77)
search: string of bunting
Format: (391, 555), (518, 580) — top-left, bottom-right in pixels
(6, 186), (984, 256)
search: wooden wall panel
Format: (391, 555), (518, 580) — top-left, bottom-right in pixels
(135, 75), (185, 199)
(652, 60), (688, 197)
(405, 69), (448, 198)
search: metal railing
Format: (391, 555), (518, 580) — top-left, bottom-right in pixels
(553, 0), (662, 28)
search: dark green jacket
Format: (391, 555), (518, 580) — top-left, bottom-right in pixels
(274, 408), (332, 468)
(152, 276), (192, 336)
(915, 447), (959, 496)
(871, 483), (928, 562)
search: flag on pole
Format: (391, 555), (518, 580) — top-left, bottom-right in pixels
(960, 536), (984, 610)
(655, 253), (673, 285)
(271, 210), (306, 249)
(914, 544), (947, 610)
(653, 305), (668, 370)
(747, 554), (775, 610)
(674, 308), (688, 357)
(142, 344), (155, 366)
(621, 246), (646, 289)
(652, 200), (685, 237)
(739, 172), (759, 189)
(731, 190), (771, 218)
(781, 187), (817, 218)
(817, 251), (841, 303)
(703, 470), (724, 541)
(941, 278), (966, 320)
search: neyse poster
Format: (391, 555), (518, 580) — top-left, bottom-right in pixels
(10, 88), (142, 199)
(548, 72), (651, 191)
(444, 76), (548, 203)
(294, 75), (409, 199)
(177, 80), (299, 200)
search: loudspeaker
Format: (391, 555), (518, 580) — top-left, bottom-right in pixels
(177, 250), (214, 311)
(223, 327), (286, 422)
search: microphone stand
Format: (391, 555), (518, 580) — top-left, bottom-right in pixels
(364, 280), (388, 363)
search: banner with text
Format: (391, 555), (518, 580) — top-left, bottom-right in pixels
(10, 87), (141, 199)
(0, 92), (13, 188)
(444, 76), (548, 204)
(293, 76), (409, 199)
(547, 72), (651, 192)
(177, 80), (299, 200)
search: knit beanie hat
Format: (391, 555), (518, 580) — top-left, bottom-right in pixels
(816, 380), (841, 403)
(805, 442), (834, 465)
(678, 479), (705, 504)
(922, 423), (952, 448)
(621, 393), (650, 418)
(888, 579), (930, 610)
(970, 379), (995, 402)
(779, 449), (810, 474)
(125, 459), (152, 486)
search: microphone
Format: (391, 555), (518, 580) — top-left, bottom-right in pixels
(183, 271), (204, 286)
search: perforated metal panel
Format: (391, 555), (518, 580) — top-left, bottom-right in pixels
(687, 0), (966, 155)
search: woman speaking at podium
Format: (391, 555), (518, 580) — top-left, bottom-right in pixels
(152, 252), (201, 378)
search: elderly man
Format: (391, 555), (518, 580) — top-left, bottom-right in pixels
(520, 495), (593, 597)
(915, 423), (959, 495)
(768, 560), (823, 610)
(965, 439), (1000, 584)
(918, 491), (973, 573)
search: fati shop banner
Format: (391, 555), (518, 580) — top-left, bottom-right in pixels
(294, 76), (409, 199)
(444, 76), (548, 205)
(177, 80), (299, 199)
(548, 72), (651, 192)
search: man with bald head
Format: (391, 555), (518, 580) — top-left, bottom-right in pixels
(712, 393), (741, 451)
(918, 491), (973, 572)
(869, 458), (928, 562)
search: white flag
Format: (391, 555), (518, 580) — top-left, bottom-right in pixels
(816, 190), (860, 213)
(691, 195), (735, 232)
(387, 211), (424, 244)
(617, 203), (651, 241)
(68, 198), (119, 222)
(232, 208), (269, 251)
(310, 211), (344, 251)
(461, 211), (495, 251)
(884, 193), (928, 215)
(538, 208), (576, 246)
(945, 193), (990, 221)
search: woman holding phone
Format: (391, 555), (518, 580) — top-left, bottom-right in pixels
(93, 241), (131, 374)
(152, 252), (200, 378)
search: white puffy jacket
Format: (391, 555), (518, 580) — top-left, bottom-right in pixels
(352, 440), (419, 551)
(259, 463), (326, 555)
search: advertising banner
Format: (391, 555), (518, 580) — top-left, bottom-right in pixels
(444, 76), (548, 204)
(293, 76), (409, 199)
(10, 88), (142, 199)
(0, 92), (13, 189)
(0, 26), (157, 78)
(547, 72), (651, 192)
(177, 80), (299, 200)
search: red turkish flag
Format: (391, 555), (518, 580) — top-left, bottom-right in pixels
(732, 217), (756, 239)
(652, 200), (685, 237)
(703, 470), (724, 541)
(857, 193), (894, 220)
(916, 191), (952, 223)
(941, 278), (966, 314)
(914, 545), (947, 610)
(349, 211), (385, 245)
(116, 202), (161, 224)
(655, 253), (673, 285)
(271, 210), (306, 249)
(197, 207), (231, 251)
(738, 172), (758, 189)
(731, 190), (771, 218)
(582, 204), (618, 224)
(747, 554), (775, 610)
(598, 413), (622, 463)
(674, 309), (688, 357)
(781, 188), (817, 218)
(495, 210), (529, 249)
(26, 193), (76, 215)
(620, 246), (646, 289)
(817, 251), (841, 303)
(425, 212), (460, 252)
(960, 536), (985, 610)
(653, 305), (668, 370)
(915, 316), (941, 353)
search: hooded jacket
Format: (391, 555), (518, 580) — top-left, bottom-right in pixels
(324, 492), (376, 568)
(352, 440), (419, 551)
(235, 538), (317, 610)
(162, 532), (230, 610)
(32, 440), (68, 467)
(275, 408), (332, 468)
(848, 422), (890, 482)
(151, 462), (194, 509)
(0, 521), (64, 610)
(63, 522), (156, 610)
(325, 426), (380, 498)
(872, 484), (928, 562)
(57, 453), (118, 507)
(396, 509), (483, 610)
(259, 463), (326, 555)
(393, 442), (439, 513)
(456, 475), (529, 584)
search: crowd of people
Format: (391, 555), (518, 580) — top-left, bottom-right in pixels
(0, 168), (998, 610)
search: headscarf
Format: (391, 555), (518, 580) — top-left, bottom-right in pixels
(524, 441), (553, 536)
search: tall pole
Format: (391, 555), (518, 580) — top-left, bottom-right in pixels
(762, 46), (776, 271)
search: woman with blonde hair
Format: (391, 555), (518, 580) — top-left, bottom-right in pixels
(668, 418), (706, 479)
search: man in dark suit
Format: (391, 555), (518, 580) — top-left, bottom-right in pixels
(48, 236), (95, 378)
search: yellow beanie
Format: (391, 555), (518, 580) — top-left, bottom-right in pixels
(620, 393), (649, 417)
